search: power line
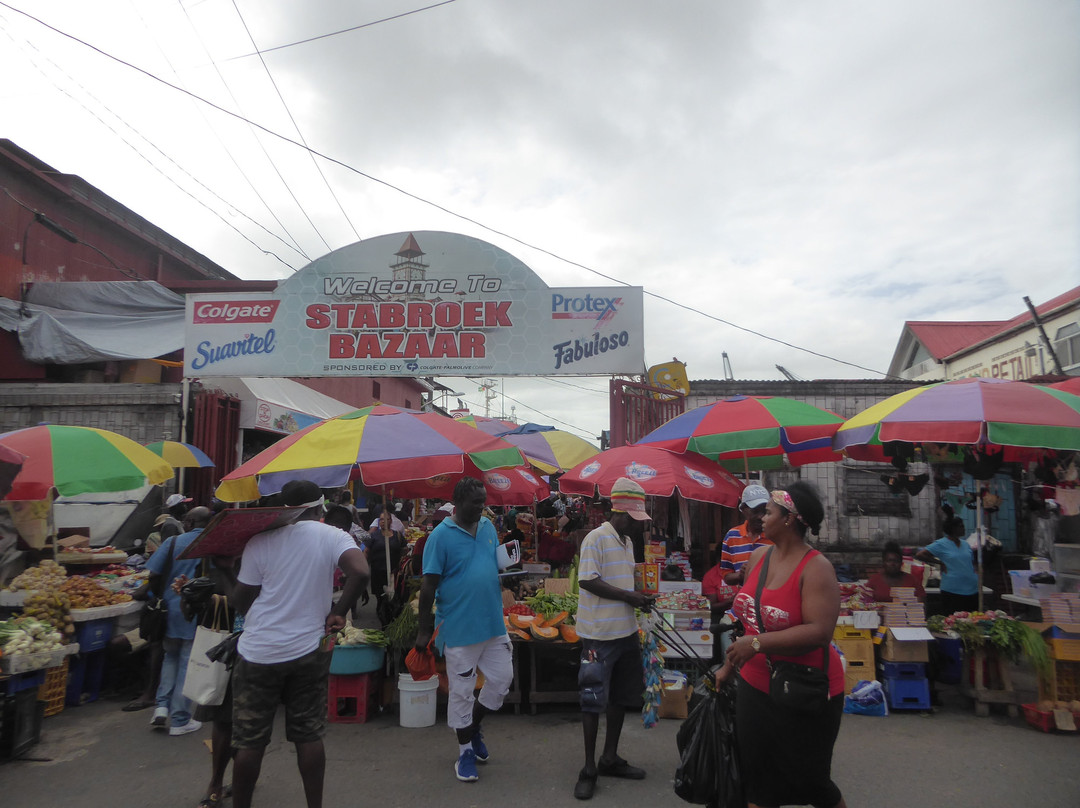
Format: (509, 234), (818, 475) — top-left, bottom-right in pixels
(2, 1), (897, 378)
(2, 22), (302, 270)
(228, 0), (362, 243)
(223, 0), (458, 61)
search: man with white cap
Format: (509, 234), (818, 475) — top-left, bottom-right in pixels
(159, 493), (193, 542)
(572, 477), (653, 801)
(718, 483), (772, 588)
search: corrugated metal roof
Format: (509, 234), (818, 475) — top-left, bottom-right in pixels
(906, 321), (1005, 359)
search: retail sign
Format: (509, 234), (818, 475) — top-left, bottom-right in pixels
(184, 231), (644, 377)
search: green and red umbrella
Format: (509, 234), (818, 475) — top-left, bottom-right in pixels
(215, 404), (529, 503)
(0, 424), (175, 500)
(145, 441), (215, 469)
(635, 395), (844, 471)
(833, 377), (1080, 460)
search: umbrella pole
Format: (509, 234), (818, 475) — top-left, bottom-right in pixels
(976, 489), (984, 612)
(384, 487), (395, 597)
(743, 452), (750, 482)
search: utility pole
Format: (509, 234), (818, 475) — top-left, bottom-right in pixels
(478, 378), (498, 417)
(1023, 296), (1064, 374)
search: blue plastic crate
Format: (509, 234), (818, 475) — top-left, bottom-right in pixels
(74, 618), (114, 653)
(935, 637), (963, 685)
(66, 650), (107, 707)
(879, 661), (926, 680)
(1, 670), (46, 696)
(882, 675), (931, 710)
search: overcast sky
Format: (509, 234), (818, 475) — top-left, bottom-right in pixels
(1, 0), (1077, 443)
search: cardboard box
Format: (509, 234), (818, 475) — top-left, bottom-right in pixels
(659, 683), (692, 719)
(656, 580), (702, 594)
(635, 563), (660, 593)
(57, 535), (91, 549)
(879, 627), (932, 662)
(543, 578), (572, 596)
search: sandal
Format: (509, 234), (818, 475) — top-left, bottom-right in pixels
(597, 756), (645, 780)
(196, 796), (219, 808)
(122, 699), (155, 712)
(574, 768), (597, 800)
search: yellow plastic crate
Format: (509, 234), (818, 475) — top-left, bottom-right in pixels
(833, 626), (872, 641)
(37, 657), (68, 717)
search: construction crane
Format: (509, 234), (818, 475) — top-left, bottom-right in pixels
(722, 352), (734, 381)
(776, 365), (803, 381)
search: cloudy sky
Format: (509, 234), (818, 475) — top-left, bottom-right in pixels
(1, 0), (1077, 443)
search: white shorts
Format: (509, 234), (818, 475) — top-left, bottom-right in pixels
(442, 634), (514, 730)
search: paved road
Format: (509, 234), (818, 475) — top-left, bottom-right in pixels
(2, 685), (1077, 808)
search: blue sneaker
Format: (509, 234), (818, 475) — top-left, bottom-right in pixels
(455, 748), (479, 782)
(471, 730), (489, 763)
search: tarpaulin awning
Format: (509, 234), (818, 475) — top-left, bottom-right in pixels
(206, 377), (356, 435)
(0, 281), (184, 363)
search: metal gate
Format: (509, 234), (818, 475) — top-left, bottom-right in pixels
(189, 390), (241, 505)
(608, 379), (685, 448)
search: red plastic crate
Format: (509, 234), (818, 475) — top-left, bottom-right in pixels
(1022, 703), (1055, 733)
(328, 672), (380, 724)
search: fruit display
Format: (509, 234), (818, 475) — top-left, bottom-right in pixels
(60, 575), (132, 608)
(6, 560), (67, 592)
(22, 590), (75, 639)
(0, 617), (64, 655)
(652, 590), (709, 612)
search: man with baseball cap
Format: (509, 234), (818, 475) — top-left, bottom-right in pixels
(573, 477), (653, 800)
(159, 494), (194, 542)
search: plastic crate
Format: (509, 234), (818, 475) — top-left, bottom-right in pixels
(879, 661), (926, 680)
(935, 637), (963, 685)
(833, 626), (873, 641)
(328, 672), (380, 724)
(0, 690), (43, 759)
(74, 618), (113, 653)
(2, 669), (46, 696)
(882, 676), (931, 710)
(1046, 638), (1080, 662)
(38, 658), (68, 717)
(1039, 659), (1080, 704)
(66, 650), (106, 707)
(1022, 703), (1055, 733)
(835, 637), (875, 666)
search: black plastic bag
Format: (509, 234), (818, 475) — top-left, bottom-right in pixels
(673, 682), (744, 807)
(206, 630), (243, 670)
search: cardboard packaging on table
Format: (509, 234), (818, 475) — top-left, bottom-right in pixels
(876, 627), (933, 663)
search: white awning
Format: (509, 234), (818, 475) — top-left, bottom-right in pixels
(205, 377), (355, 435)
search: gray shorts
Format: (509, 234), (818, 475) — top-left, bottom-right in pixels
(578, 633), (643, 713)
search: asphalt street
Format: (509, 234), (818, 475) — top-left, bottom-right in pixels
(1, 681), (1077, 808)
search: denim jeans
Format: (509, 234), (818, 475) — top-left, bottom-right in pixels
(157, 636), (195, 727)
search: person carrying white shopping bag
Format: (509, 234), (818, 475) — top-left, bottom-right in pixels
(183, 594), (232, 706)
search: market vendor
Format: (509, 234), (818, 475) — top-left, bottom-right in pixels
(717, 484), (772, 587)
(867, 540), (925, 603)
(916, 515), (978, 615)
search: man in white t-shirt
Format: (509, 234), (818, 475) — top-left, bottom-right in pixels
(219, 480), (369, 808)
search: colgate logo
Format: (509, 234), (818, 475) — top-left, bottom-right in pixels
(194, 300), (280, 324)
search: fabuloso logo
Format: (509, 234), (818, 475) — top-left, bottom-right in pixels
(193, 300), (280, 324)
(550, 293), (621, 325)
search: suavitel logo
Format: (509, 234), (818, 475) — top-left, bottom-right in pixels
(193, 300), (281, 324)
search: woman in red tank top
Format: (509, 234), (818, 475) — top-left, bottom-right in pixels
(715, 482), (847, 808)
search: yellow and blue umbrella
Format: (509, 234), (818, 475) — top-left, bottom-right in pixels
(145, 441), (215, 469)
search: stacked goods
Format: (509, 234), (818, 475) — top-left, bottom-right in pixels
(883, 587), (925, 627)
(6, 561), (67, 592)
(21, 591), (74, 640)
(839, 582), (875, 613)
(834, 626), (876, 692)
(652, 591), (709, 612)
(1040, 593), (1080, 622)
(666, 552), (693, 582)
(0, 618), (64, 656)
(59, 576), (131, 609)
(878, 661), (931, 710)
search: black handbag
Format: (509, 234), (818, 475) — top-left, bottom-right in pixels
(753, 547), (830, 713)
(138, 536), (175, 643)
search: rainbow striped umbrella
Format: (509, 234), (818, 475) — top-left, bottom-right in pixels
(145, 441), (215, 469)
(466, 416), (600, 474)
(834, 377), (1080, 459)
(636, 395), (844, 471)
(216, 404), (528, 502)
(0, 425), (174, 500)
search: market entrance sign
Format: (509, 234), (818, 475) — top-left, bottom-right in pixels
(183, 231), (644, 377)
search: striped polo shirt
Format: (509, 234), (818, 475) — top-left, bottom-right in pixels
(575, 521), (637, 641)
(719, 522), (771, 573)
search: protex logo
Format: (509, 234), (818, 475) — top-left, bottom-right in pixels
(193, 300), (280, 324)
(550, 293), (621, 326)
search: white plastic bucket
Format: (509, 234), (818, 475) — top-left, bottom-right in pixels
(398, 673), (438, 728)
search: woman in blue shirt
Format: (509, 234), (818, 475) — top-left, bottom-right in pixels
(916, 516), (979, 615)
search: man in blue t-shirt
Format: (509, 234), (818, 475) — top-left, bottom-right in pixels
(142, 505), (210, 735)
(416, 477), (513, 785)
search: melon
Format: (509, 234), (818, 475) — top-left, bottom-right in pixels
(559, 624), (579, 643)
(509, 613), (538, 630)
(530, 624), (560, 642)
(542, 611), (569, 628)
(508, 627), (531, 641)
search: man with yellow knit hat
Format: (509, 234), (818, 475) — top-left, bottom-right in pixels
(572, 477), (653, 801)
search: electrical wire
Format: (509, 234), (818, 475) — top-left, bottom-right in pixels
(223, 0), (458, 61)
(228, 0), (362, 243)
(1, 1), (897, 379)
(2, 20), (302, 270)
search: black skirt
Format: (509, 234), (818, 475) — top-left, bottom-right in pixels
(735, 675), (843, 808)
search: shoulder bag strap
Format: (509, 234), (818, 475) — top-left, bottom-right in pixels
(153, 537), (175, 599)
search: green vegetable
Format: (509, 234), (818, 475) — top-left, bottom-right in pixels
(384, 600), (419, 651)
